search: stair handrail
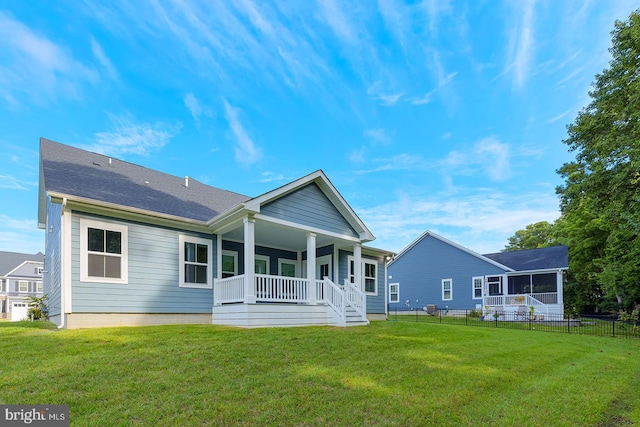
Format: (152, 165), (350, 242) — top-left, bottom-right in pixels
(343, 279), (366, 319)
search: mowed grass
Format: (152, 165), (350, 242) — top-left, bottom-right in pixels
(1, 321), (639, 426)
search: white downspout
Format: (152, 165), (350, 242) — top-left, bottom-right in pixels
(58, 197), (67, 329)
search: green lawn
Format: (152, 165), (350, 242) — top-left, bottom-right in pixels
(1, 321), (639, 426)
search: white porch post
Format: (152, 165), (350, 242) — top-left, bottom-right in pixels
(354, 243), (362, 291)
(307, 233), (317, 304)
(557, 269), (564, 310)
(244, 215), (256, 304)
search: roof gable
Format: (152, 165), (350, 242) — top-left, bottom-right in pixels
(0, 251), (44, 276)
(39, 138), (250, 223)
(389, 230), (513, 271)
(483, 246), (568, 271)
(244, 170), (375, 242)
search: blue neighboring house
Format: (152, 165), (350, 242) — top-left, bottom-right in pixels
(38, 138), (394, 329)
(387, 230), (567, 317)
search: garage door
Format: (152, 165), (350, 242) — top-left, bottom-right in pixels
(11, 302), (28, 322)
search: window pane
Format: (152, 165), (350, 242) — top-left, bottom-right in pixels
(255, 259), (267, 274)
(185, 264), (195, 283)
(281, 263), (295, 277)
(106, 230), (121, 254)
(195, 265), (208, 283)
(184, 242), (195, 262)
(222, 255), (235, 273)
(474, 288), (482, 298)
(88, 254), (105, 277)
(196, 244), (208, 264)
(532, 273), (557, 293)
(508, 275), (530, 294)
(365, 278), (375, 293)
(365, 263), (375, 277)
(88, 228), (104, 252)
(105, 255), (121, 278)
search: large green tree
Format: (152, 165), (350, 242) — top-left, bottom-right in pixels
(557, 10), (640, 311)
(503, 221), (555, 251)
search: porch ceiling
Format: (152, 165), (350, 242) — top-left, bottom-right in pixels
(220, 218), (353, 251)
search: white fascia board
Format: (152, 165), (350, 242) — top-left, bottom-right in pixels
(253, 213), (362, 244)
(47, 191), (211, 233)
(506, 267), (568, 275)
(388, 229), (514, 272)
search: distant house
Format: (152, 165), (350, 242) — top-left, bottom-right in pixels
(0, 251), (44, 321)
(387, 230), (567, 316)
(38, 138), (394, 329)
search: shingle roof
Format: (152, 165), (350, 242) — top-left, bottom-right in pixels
(483, 246), (568, 271)
(0, 251), (44, 276)
(40, 138), (251, 222)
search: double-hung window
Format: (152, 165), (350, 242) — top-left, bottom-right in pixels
(18, 281), (28, 292)
(80, 218), (128, 284)
(389, 283), (400, 303)
(472, 276), (483, 299)
(442, 279), (452, 301)
(179, 236), (212, 288)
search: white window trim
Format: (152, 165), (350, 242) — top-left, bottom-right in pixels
(179, 235), (213, 289)
(80, 218), (128, 284)
(442, 278), (452, 301)
(36, 281), (43, 293)
(221, 250), (238, 277)
(18, 280), (28, 293)
(347, 255), (378, 296)
(472, 276), (483, 300)
(255, 254), (270, 275)
(389, 282), (400, 303)
(278, 258), (298, 277)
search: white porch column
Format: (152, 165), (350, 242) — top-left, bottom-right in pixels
(244, 215), (256, 304)
(307, 232), (317, 304)
(354, 243), (362, 291)
(557, 270), (564, 310)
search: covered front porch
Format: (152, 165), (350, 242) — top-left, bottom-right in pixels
(209, 209), (373, 327)
(482, 270), (565, 317)
(213, 274), (367, 327)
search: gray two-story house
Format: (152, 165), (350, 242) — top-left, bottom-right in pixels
(0, 251), (45, 321)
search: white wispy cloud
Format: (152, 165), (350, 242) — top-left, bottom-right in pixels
(222, 99), (262, 166)
(360, 188), (560, 254)
(355, 153), (430, 174)
(0, 11), (97, 106)
(506, 0), (536, 89)
(367, 82), (403, 106)
(89, 114), (181, 157)
(90, 36), (118, 80)
(258, 172), (291, 183)
(364, 128), (393, 145)
(442, 137), (512, 181)
(183, 93), (213, 126)
(0, 215), (44, 253)
(0, 175), (28, 190)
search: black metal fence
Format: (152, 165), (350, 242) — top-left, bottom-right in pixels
(388, 308), (640, 339)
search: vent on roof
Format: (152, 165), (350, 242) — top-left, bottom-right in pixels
(185, 176), (189, 188)
(109, 158), (112, 166)
(92, 161), (100, 166)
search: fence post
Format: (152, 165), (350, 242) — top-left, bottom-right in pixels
(439, 309), (442, 324)
(465, 309), (468, 326)
(416, 308), (418, 322)
(612, 319), (615, 337)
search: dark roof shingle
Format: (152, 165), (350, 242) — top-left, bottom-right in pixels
(483, 246), (568, 271)
(40, 138), (251, 222)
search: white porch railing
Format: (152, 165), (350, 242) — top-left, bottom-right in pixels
(213, 275), (367, 325)
(483, 292), (557, 314)
(343, 279), (366, 319)
(255, 274), (309, 302)
(214, 274), (245, 305)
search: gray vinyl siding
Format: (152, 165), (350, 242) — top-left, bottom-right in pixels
(338, 249), (386, 314)
(388, 235), (506, 310)
(70, 213), (214, 313)
(44, 199), (62, 317)
(261, 183), (358, 238)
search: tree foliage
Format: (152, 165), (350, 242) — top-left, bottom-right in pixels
(556, 10), (640, 311)
(503, 221), (555, 251)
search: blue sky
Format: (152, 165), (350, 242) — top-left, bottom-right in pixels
(1, 1), (637, 256)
